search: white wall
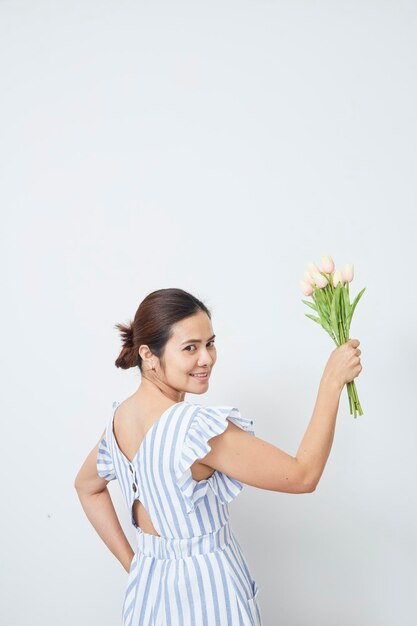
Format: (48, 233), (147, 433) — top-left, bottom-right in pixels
(1, 1), (416, 624)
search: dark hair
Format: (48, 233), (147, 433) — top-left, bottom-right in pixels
(114, 288), (212, 371)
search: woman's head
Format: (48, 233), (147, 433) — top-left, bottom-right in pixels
(115, 288), (217, 395)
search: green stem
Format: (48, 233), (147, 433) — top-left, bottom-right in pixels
(347, 385), (353, 414)
(347, 381), (363, 418)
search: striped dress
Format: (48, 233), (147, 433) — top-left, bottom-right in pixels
(96, 400), (263, 626)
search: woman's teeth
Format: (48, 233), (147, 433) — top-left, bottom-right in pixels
(190, 373), (208, 377)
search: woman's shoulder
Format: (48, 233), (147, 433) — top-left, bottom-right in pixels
(182, 401), (255, 436)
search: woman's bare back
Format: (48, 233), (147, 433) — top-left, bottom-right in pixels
(113, 396), (215, 536)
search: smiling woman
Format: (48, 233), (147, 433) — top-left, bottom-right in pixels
(74, 287), (264, 625)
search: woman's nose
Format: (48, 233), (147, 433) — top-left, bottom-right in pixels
(197, 351), (213, 366)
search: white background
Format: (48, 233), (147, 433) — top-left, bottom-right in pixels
(1, 1), (416, 624)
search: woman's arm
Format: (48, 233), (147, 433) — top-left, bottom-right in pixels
(295, 339), (361, 488)
(294, 373), (343, 489)
(74, 436), (134, 573)
(198, 341), (361, 493)
(196, 375), (342, 494)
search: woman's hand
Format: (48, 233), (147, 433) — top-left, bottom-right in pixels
(323, 338), (362, 388)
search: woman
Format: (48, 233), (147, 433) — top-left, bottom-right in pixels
(74, 287), (362, 626)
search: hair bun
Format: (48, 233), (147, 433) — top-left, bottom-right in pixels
(123, 324), (134, 348)
(114, 322), (136, 369)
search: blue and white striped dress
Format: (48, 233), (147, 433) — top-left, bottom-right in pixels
(97, 400), (263, 626)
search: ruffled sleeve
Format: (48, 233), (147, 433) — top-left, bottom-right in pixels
(175, 405), (255, 514)
(96, 433), (117, 481)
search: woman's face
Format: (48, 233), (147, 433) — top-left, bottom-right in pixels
(161, 310), (217, 394)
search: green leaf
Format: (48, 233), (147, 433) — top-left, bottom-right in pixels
(347, 287), (366, 328)
(330, 284), (339, 331)
(314, 289), (330, 323)
(342, 285), (351, 321)
(302, 299), (317, 311)
(331, 283), (346, 343)
(305, 313), (321, 324)
(305, 306), (338, 345)
(321, 317), (336, 338)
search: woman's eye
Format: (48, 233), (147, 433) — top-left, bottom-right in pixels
(185, 340), (216, 352)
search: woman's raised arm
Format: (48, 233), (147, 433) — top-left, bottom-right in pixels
(198, 339), (362, 494)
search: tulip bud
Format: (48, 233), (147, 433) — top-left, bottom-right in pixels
(333, 269), (344, 287)
(299, 280), (314, 296)
(321, 255), (335, 274)
(308, 261), (320, 276)
(342, 263), (354, 283)
(311, 272), (329, 288)
(303, 271), (314, 285)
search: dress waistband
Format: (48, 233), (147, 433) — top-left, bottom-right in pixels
(135, 521), (233, 560)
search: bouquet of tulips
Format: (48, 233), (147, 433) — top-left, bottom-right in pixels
(299, 255), (365, 418)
